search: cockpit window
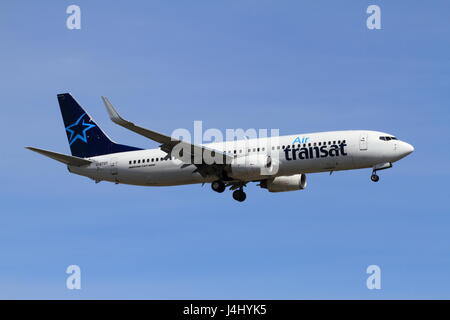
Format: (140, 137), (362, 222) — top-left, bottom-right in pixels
(379, 136), (398, 141)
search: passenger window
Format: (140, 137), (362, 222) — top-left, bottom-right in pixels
(313, 143), (316, 146)
(156, 158), (158, 162)
(129, 161), (132, 165)
(277, 146), (280, 150)
(308, 143), (311, 147)
(257, 148), (260, 152)
(333, 141), (336, 144)
(272, 146), (275, 150)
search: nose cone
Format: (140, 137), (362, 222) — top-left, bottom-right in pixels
(400, 142), (414, 157)
(406, 143), (414, 154)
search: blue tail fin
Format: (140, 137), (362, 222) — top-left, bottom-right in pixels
(57, 93), (141, 158)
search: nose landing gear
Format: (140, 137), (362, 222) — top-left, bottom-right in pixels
(371, 173), (380, 182)
(370, 162), (392, 182)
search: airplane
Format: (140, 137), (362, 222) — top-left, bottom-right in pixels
(27, 93), (414, 202)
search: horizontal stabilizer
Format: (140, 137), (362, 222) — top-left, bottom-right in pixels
(26, 147), (92, 166)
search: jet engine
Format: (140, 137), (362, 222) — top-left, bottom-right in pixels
(228, 154), (279, 180)
(260, 174), (307, 192)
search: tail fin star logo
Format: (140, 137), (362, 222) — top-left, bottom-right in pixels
(65, 113), (96, 146)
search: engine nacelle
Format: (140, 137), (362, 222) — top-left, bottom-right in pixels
(260, 174), (307, 192)
(228, 154), (279, 180)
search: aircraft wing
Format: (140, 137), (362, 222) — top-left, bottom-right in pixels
(26, 147), (92, 166)
(101, 96), (233, 166)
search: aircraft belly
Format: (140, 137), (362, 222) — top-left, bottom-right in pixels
(146, 165), (208, 186)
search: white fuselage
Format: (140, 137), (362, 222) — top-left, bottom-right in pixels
(68, 130), (414, 186)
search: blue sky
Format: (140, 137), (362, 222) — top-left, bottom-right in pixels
(1, 1), (449, 299)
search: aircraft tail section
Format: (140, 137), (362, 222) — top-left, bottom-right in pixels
(57, 93), (141, 158)
(26, 147), (92, 166)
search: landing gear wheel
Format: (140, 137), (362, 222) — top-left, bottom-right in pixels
(232, 189), (246, 202)
(211, 180), (225, 193)
(371, 174), (380, 182)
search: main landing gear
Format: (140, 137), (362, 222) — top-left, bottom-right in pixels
(211, 180), (247, 202)
(232, 188), (246, 202)
(211, 180), (225, 193)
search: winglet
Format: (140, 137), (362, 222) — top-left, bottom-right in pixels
(101, 96), (130, 126)
(99, 96), (234, 165)
(100, 96), (176, 146)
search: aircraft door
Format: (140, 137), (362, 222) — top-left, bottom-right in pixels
(359, 133), (368, 151)
(110, 158), (118, 176)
